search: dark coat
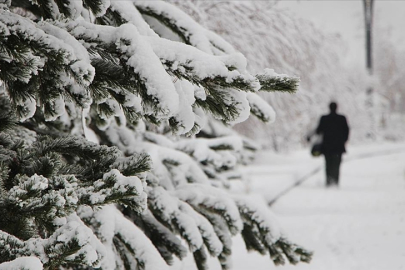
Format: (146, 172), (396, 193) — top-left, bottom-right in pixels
(316, 112), (349, 154)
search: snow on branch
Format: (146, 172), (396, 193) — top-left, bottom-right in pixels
(146, 36), (259, 93)
(107, 1), (158, 37)
(113, 206), (170, 270)
(0, 10), (95, 121)
(130, 210), (188, 264)
(65, 19), (180, 118)
(246, 92), (277, 123)
(175, 135), (244, 185)
(143, 141), (210, 187)
(147, 186), (205, 253)
(256, 69), (300, 93)
(234, 196), (312, 265)
(0, 217), (104, 269)
(175, 184), (243, 235)
(77, 169), (147, 211)
(0, 257), (43, 270)
(135, 0), (235, 55)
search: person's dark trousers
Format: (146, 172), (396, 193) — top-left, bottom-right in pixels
(324, 153), (342, 186)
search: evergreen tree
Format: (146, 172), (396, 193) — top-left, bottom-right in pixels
(0, 0), (310, 269)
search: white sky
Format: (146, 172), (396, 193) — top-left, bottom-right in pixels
(276, 0), (405, 68)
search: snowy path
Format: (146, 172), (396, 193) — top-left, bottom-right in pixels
(230, 143), (405, 270)
(271, 151), (405, 270)
(174, 143), (405, 270)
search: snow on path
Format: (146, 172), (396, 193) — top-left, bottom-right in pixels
(272, 152), (405, 270)
(173, 142), (405, 270)
(231, 143), (405, 270)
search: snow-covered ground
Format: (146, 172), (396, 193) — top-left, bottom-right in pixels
(173, 142), (405, 270)
(232, 142), (405, 270)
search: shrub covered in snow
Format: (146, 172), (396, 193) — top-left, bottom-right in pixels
(0, 0), (310, 269)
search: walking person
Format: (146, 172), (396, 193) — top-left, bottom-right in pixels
(311, 102), (349, 187)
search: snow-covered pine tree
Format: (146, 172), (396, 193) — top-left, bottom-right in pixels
(0, 0), (311, 269)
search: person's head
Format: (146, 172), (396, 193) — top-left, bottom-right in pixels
(329, 102), (337, 113)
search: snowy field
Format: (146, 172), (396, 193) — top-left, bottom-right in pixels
(173, 142), (405, 270)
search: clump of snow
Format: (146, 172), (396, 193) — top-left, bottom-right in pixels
(108, 169), (143, 194)
(135, 1), (236, 55)
(176, 139), (223, 168)
(66, 0), (84, 19)
(114, 206), (170, 270)
(217, 53), (248, 73)
(17, 97), (37, 122)
(110, 1), (158, 37)
(44, 217), (101, 266)
(262, 68), (288, 78)
(172, 80), (196, 135)
(146, 36), (253, 86)
(92, 0), (111, 17)
(174, 184), (243, 234)
(8, 174), (48, 201)
(44, 95), (66, 122)
(82, 107), (100, 144)
(144, 132), (175, 148)
(246, 92), (276, 123)
(114, 23), (179, 116)
(67, 20), (180, 118)
(226, 89), (250, 125)
(179, 201), (223, 256)
(90, 205), (169, 270)
(175, 135), (243, 171)
(38, 21), (94, 85)
(0, 257), (43, 270)
(194, 85), (207, 101)
(144, 142), (210, 187)
(123, 93), (142, 111)
(83, 169), (145, 206)
(148, 187), (204, 252)
(234, 195), (281, 244)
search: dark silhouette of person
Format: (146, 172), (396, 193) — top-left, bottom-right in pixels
(315, 102), (349, 187)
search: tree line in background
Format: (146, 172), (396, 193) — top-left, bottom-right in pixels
(174, 0), (405, 150)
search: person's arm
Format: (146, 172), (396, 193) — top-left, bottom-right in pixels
(306, 117), (323, 142)
(342, 116), (349, 142)
(306, 128), (316, 142)
(316, 116), (324, 135)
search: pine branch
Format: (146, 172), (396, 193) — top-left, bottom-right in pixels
(126, 209), (188, 264)
(89, 52), (138, 103)
(256, 71), (300, 93)
(175, 184), (243, 235)
(135, 4), (188, 44)
(235, 196), (313, 266)
(193, 247), (209, 270)
(195, 89), (240, 123)
(0, 104), (16, 133)
(113, 153), (151, 177)
(194, 208), (233, 269)
(135, 1), (235, 55)
(31, 137), (119, 164)
(0, 231), (27, 262)
(148, 187), (203, 252)
(82, 0), (109, 17)
(241, 223), (267, 254)
(64, 20), (175, 118)
(0, 11), (93, 120)
(95, 7), (128, 27)
(78, 169), (147, 212)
